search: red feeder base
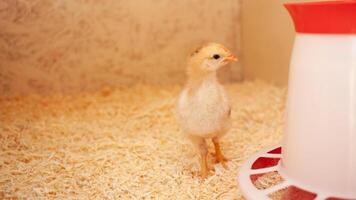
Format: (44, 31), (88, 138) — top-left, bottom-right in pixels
(237, 146), (352, 200)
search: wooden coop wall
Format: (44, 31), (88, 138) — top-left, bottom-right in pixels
(0, 0), (241, 96)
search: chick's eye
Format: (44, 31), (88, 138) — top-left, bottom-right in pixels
(212, 54), (220, 59)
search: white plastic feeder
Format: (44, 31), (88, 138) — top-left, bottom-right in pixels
(238, 1), (356, 199)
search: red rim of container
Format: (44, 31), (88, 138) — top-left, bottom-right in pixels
(284, 0), (356, 34)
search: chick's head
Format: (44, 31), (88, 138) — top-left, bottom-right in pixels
(188, 43), (237, 74)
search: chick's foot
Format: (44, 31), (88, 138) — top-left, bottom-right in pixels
(213, 138), (229, 169)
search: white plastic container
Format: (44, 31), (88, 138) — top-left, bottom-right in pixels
(238, 1), (356, 199)
(282, 33), (356, 198)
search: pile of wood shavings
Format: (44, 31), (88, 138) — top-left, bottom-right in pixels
(254, 172), (284, 190)
(0, 81), (285, 199)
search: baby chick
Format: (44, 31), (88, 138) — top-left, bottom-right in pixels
(176, 43), (237, 178)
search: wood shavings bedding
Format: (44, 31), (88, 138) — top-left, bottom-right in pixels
(0, 81), (286, 199)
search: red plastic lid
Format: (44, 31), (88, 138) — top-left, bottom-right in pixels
(284, 1), (356, 34)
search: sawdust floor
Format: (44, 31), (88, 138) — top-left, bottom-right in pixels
(0, 81), (285, 199)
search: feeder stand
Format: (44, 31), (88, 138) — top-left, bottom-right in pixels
(237, 1), (356, 199)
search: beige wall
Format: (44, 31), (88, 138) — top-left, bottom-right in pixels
(241, 0), (329, 85)
(0, 0), (241, 96)
(3, 0), (333, 94)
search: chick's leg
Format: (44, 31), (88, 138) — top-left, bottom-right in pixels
(212, 137), (228, 168)
(189, 136), (209, 178)
(199, 142), (209, 178)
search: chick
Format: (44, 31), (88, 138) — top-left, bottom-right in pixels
(176, 43), (237, 178)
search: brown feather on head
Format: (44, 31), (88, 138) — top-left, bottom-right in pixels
(190, 45), (205, 57)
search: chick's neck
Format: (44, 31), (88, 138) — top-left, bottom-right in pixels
(186, 69), (219, 91)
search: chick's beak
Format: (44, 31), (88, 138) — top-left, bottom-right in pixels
(224, 54), (238, 62)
